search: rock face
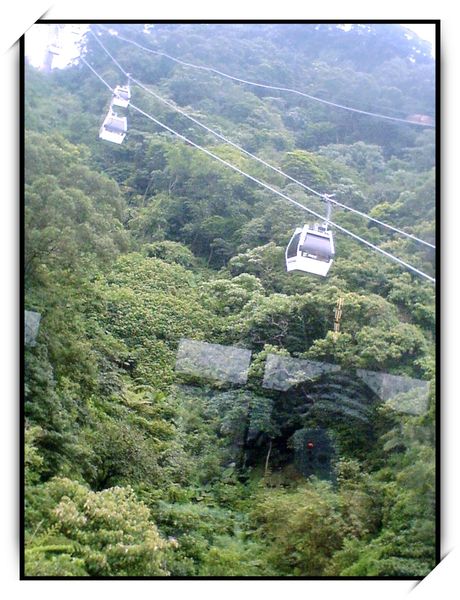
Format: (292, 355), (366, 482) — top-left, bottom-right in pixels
(24, 310), (41, 346)
(175, 338), (252, 384)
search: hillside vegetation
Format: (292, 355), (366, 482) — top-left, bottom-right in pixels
(24, 23), (436, 577)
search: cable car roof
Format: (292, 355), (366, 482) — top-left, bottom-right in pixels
(112, 85), (131, 108)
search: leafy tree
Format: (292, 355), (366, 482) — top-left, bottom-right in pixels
(25, 478), (171, 576)
(326, 418), (435, 576)
(251, 479), (349, 575)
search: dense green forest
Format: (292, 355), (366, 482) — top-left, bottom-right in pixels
(24, 23), (436, 577)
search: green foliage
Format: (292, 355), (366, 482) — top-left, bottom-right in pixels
(93, 253), (219, 387)
(251, 480), (350, 575)
(199, 535), (275, 576)
(143, 240), (197, 267)
(325, 417), (436, 576)
(25, 478), (171, 576)
(24, 424), (45, 486)
(281, 150), (332, 190)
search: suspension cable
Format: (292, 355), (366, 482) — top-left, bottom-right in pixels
(129, 103), (436, 283)
(89, 29), (436, 250)
(81, 56), (436, 284)
(100, 26), (435, 129)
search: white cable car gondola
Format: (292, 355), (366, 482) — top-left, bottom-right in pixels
(99, 109), (127, 144)
(112, 84), (131, 109)
(285, 223), (335, 277)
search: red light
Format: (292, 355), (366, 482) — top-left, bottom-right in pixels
(307, 441), (314, 449)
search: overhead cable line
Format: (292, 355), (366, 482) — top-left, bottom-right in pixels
(131, 104), (436, 284)
(89, 29), (436, 250)
(100, 27), (435, 129)
(81, 57), (435, 284)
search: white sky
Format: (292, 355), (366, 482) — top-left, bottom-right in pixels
(25, 24), (87, 69)
(404, 23), (436, 56)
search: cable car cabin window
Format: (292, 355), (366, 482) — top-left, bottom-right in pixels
(287, 232), (301, 259)
(300, 233), (332, 262)
(106, 119), (126, 134)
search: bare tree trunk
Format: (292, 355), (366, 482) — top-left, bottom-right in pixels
(264, 439), (273, 477)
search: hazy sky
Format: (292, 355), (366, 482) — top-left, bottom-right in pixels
(25, 24), (87, 69)
(405, 23), (436, 55)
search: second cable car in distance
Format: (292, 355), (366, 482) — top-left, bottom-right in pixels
(285, 223), (335, 277)
(112, 83), (131, 109)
